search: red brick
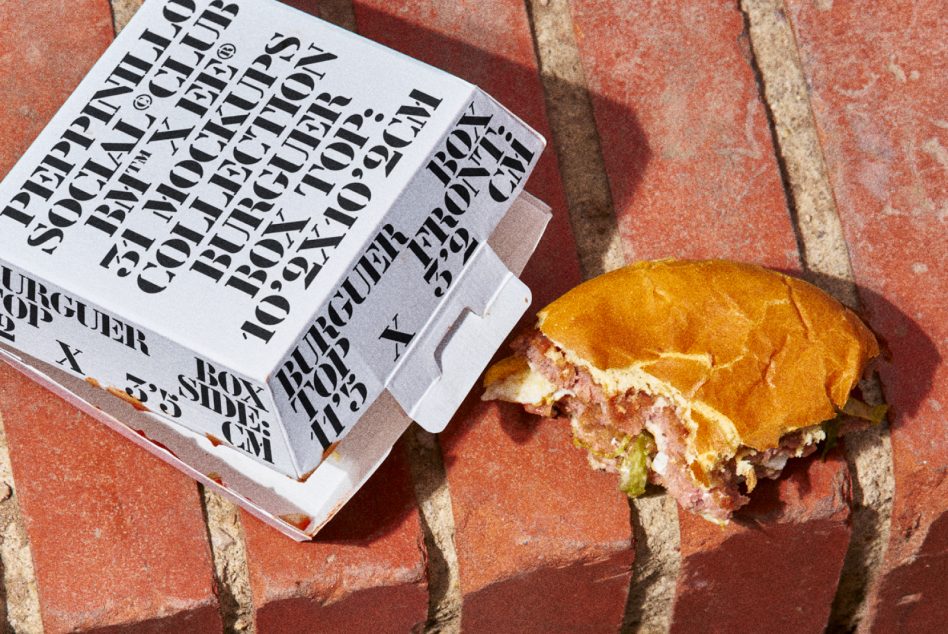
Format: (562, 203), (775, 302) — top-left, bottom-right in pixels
(352, 1), (631, 630)
(671, 451), (851, 633)
(242, 440), (427, 634)
(0, 2), (221, 630)
(570, 2), (856, 629)
(0, 364), (221, 633)
(0, 0), (113, 172)
(570, 1), (798, 268)
(784, 2), (948, 629)
(870, 512), (948, 632)
(441, 402), (633, 633)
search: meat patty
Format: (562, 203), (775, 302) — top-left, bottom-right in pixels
(512, 332), (847, 522)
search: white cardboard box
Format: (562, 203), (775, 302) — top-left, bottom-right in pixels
(0, 0), (547, 488)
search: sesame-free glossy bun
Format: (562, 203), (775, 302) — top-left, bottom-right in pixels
(536, 260), (879, 464)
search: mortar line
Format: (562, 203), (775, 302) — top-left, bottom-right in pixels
(738, 2), (895, 631)
(323, 2), (467, 629)
(109, 0), (144, 35)
(200, 487), (256, 634)
(305, 6), (467, 634)
(317, 0), (358, 31)
(737, 3), (807, 275)
(0, 411), (44, 634)
(524, 1), (681, 632)
(624, 495), (682, 634)
(106, 0), (120, 36)
(404, 426), (462, 633)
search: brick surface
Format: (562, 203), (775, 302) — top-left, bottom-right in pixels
(0, 365), (221, 633)
(671, 452), (851, 634)
(243, 439), (427, 634)
(570, 0), (798, 268)
(0, 0), (114, 171)
(0, 2), (221, 631)
(784, 2), (948, 629)
(440, 402), (633, 633)
(570, 1), (857, 630)
(352, 1), (632, 631)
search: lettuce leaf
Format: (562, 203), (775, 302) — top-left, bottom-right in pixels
(821, 415), (842, 459)
(619, 433), (654, 498)
(822, 397), (888, 459)
(571, 429), (655, 497)
(841, 397), (888, 424)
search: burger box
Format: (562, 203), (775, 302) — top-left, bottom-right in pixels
(0, 0), (550, 540)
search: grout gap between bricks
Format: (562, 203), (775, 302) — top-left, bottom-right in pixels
(738, 0), (855, 302)
(0, 411), (43, 634)
(320, 3), (462, 633)
(405, 426), (462, 633)
(739, 1), (896, 630)
(111, 0), (145, 34)
(201, 487), (256, 634)
(323, 3), (459, 632)
(317, 0), (358, 31)
(524, 0), (625, 278)
(624, 495), (681, 633)
(351, 1), (633, 630)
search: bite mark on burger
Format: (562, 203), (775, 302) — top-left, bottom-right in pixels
(483, 260), (883, 523)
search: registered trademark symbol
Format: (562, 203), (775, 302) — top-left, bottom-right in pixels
(133, 94), (152, 110)
(217, 43), (236, 60)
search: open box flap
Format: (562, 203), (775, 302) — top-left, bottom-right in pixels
(390, 189), (550, 432)
(390, 247), (529, 432)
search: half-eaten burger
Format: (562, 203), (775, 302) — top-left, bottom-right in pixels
(483, 259), (884, 523)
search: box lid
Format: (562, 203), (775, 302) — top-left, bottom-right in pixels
(0, 0), (546, 476)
